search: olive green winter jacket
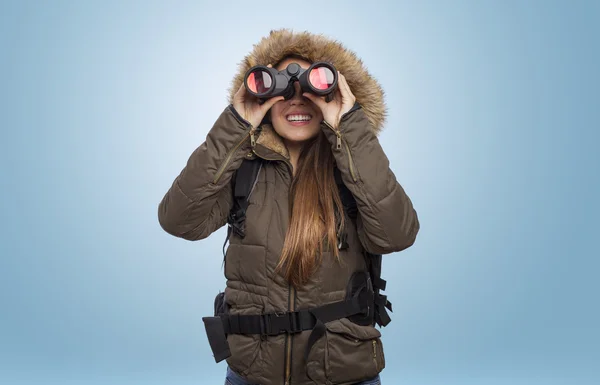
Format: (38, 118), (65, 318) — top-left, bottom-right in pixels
(158, 28), (419, 385)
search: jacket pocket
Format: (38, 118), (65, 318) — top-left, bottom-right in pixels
(306, 317), (385, 384)
(224, 244), (268, 292)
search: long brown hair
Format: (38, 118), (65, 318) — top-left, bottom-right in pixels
(274, 132), (345, 288)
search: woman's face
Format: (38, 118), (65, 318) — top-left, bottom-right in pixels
(269, 57), (324, 146)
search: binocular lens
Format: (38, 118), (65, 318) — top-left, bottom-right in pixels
(247, 70), (272, 94)
(309, 66), (335, 91)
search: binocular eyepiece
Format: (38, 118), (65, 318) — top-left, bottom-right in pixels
(244, 62), (338, 103)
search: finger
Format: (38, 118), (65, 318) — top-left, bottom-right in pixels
(303, 92), (327, 110)
(324, 87), (341, 104)
(338, 72), (352, 96)
(261, 95), (285, 112)
(339, 75), (356, 105)
(334, 86), (343, 101)
(267, 63), (273, 68)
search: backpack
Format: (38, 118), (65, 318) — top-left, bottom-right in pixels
(224, 157), (392, 328)
(203, 157), (393, 363)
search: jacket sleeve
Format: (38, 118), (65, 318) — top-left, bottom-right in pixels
(322, 105), (420, 254)
(158, 105), (255, 241)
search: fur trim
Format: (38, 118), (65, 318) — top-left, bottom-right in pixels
(228, 28), (387, 136)
(256, 124), (290, 159)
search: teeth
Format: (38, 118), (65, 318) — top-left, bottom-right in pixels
(286, 114), (312, 122)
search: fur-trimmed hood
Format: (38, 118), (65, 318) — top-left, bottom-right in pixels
(228, 28), (387, 136)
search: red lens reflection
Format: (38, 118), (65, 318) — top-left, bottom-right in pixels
(247, 70), (272, 94)
(309, 66), (335, 90)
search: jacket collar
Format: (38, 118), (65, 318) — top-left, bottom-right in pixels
(254, 123), (289, 160)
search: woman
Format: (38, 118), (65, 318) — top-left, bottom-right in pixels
(158, 29), (419, 385)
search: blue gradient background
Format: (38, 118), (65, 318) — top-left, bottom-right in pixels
(1, 1), (598, 384)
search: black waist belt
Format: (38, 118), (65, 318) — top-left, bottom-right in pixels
(202, 295), (368, 364)
(223, 308), (316, 335)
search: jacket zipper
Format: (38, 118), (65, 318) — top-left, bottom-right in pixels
(269, 153), (293, 385)
(251, 149), (294, 384)
(284, 284), (296, 385)
(372, 340), (378, 370)
(322, 120), (358, 182)
(285, 143), (298, 384)
(213, 126), (257, 184)
(342, 138), (358, 183)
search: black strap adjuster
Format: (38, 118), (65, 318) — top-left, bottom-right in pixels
(288, 311), (302, 334)
(262, 311), (303, 336)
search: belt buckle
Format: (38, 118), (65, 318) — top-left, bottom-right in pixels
(272, 311), (287, 335)
(262, 311), (302, 336)
(260, 313), (272, 336)
(288, 311), (302, 334)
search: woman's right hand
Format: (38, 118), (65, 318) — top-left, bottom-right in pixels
(232, 64), (284, 128)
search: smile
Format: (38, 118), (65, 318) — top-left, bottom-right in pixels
(286, 114), (312, 122)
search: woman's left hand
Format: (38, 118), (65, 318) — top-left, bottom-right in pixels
(303, 71), (356, 130)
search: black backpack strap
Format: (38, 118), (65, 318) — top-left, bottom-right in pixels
(222, 158), (263, 259)
(364, 251), (392, 327)
(334, 166), (358, 221)
(204, 288), (369, 364)
(230, 157), (263, 237)
(334, 166), (392, 328)
(203, 294), (368, 363)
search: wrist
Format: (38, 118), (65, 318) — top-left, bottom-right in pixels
(324, 116), (341, 131)
(326, 122), (339, 130)
(228, 104), (253, 129)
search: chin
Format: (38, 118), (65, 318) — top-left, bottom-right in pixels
(283, 126), (320, 143)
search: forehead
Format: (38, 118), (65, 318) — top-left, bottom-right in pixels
(275, 57), (311, 70)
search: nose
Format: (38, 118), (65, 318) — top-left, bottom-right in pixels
(289, 81), (305, 104)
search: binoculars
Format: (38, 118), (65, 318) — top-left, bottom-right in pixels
(244, 62), (338, 103)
